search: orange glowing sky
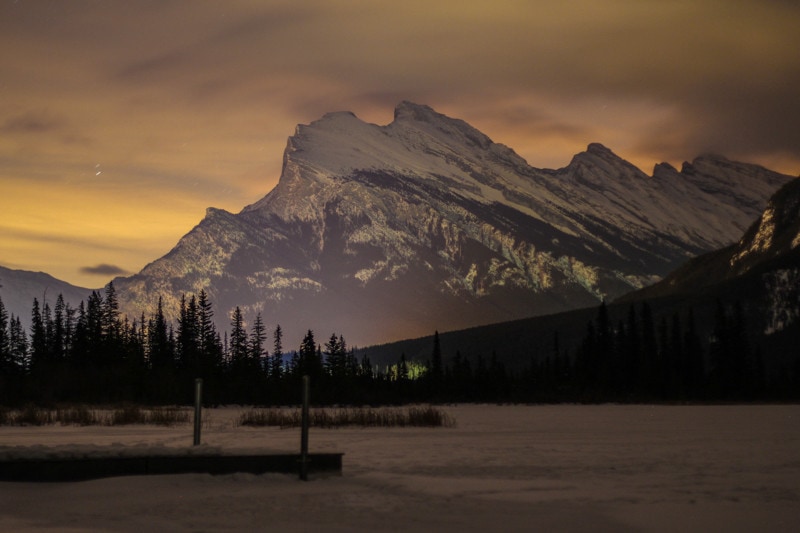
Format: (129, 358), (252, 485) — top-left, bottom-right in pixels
(1, 0), (798, 288)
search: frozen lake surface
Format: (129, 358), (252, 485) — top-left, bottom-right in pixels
(1, 404), (798, 532)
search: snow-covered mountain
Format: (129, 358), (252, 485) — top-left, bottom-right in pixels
(113, 102), (794, 345)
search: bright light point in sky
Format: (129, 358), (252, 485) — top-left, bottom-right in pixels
(0, 0), (798, 288)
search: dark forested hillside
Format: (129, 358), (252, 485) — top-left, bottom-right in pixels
(2, 278), (798, 405)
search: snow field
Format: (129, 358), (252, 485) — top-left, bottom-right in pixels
(0, 404), (798, 532)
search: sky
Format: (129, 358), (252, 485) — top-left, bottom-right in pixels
(1, 0), (798, 289)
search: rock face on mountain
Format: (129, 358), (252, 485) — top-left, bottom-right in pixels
(622, 177), (800, 335)
(113, 102), (793, 345)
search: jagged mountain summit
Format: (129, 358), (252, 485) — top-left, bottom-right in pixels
(113, 102), (794, 345)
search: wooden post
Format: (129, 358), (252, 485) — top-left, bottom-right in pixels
(300, 375), (310, 481)
(193, 378), (203, 446)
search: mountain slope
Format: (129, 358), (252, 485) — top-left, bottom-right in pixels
(0, 266), (95, 327)
(113, 102), (793, 345)
(620, 177), (800, 335)
(366, 178), (800, 374)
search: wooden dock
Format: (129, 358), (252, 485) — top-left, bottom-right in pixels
(0, 453), (343, 482)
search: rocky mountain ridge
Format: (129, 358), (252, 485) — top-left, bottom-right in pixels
(11, 102), (793, 346)
(367, 177), (799, 376)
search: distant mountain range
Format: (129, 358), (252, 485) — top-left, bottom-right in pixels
(0, 266), (93, 323)
(1, 102), (794, 346)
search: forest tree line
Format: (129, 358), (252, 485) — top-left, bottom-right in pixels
(0, 283), (377, 405)
(0, 283), (798, 406)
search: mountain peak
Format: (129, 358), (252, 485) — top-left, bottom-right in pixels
(391, 101), (494, 154)
(567, 142), (640, 176)
(393, 101), (438, 122)
(586, 142), (614, 156)
(303, 110), (367, 135)
(652, 162), (679, 179)
(571, 143), (626, 164)
(318, 110), (359, 123)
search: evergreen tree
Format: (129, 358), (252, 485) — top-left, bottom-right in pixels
(271, 324), (284, 379)
(575, 320), (596, 392)
(84, 291), (104, 364)
(0, 296), (10, 373)
(196, 290), (222, 373)
(229, 306), (248, 368)
(430, 330), (443, 387)
(729, 301), (752, 398)
(656, 316), (669, 398)
(297, 329), (318, 378)
(139, 311), (148, 353)
(8, 314), (28, 374)
(612, 318), (626, 396)
(177, 294), (200, 373)
(29, 298), (47, 374)
(708, 299), (732, 398)
(249, 313), (267, 372)
(474, 353), (489, 400)
(129, 316), (146, 371)
(639, 302), (658, 397)
(595, 300), (613, 391)
(359, 352), (373, 380)
(70, 301), (89, 368)
(52, 294), (67, 361)
(683, 307), (705, 399)
(43, 301), (53, 361)
(344, 337), (358, 378)
(450, 350), (473, 400)
(488, 351), (508, 400)
(398, 352), (409, 381)
(669, 312), (684, 398)
(550, 330), (563, 386)
(102, 281), (121, 343)
(315, 344), (324, 381)
(324, 333), (347, 379)
(623, 304), (640, 394)
(63, 297), (76, 361)
(148, 297), (173, 369)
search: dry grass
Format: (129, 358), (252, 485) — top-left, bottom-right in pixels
(0, 404), (453, 428)
(0, 405), (190, 427)
(109, 405), (190, 426)
(238, 405), (455, 429)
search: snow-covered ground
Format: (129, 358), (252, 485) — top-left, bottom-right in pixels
(0, 404), (798, 532)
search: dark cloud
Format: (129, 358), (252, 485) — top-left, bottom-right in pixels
(79, 264), (129, 277)
(1, 111), (63, 134)
(630, 66), (800, 168)
(0, 110), (92, 151)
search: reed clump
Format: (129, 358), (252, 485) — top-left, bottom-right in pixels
(238, 405), (455, 429)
